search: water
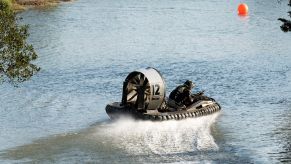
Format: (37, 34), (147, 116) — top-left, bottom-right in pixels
(1, 0), (291, 163)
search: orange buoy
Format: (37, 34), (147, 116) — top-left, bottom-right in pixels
(238, 3), (248, 15)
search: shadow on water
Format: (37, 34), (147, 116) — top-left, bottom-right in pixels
(0, 112), (249, 163)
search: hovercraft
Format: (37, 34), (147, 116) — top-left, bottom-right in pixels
(106, 67), (221, 121)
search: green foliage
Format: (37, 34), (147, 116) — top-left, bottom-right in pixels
(0, 0), (12, 11)
(0, 1), (40, 84)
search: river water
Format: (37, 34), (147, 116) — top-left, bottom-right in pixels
(1, 0), (291, 163)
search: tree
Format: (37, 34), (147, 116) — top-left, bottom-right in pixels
(278, 0), (291, 32)
(0, 0), (40, 84)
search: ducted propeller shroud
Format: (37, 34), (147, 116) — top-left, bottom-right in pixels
(121, 67), (166, 111)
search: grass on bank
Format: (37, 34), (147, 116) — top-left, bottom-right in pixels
(0, 0), (71, 11)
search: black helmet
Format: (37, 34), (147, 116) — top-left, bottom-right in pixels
(184, 80), (195, 89)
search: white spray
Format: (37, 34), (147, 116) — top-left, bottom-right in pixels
(93, 113), (220, 155)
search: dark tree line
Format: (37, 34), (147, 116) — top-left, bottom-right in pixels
(278, 0), (291, 32)
(0, 0), (40, 84)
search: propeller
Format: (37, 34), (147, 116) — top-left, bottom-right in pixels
(126, 73), (151, 103)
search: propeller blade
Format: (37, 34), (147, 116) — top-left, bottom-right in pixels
(128, 92), (137, 101)
(131, 77), (138, 85)
(127, 84), (137, 91)
(135, 74), (140, 85)
(142, 79), (148, 88)
(127, 88), (136, 95)
(139, 74), (144, 85)
(144, 94), (148, 101)
(144, 90), (151, 95)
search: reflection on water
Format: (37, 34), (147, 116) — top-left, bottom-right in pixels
(270, 106), (291, 163)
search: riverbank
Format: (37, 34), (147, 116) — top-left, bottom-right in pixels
(11, 0), (72, 11)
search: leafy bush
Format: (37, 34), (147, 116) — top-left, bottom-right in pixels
(0, 0), (12, 11)
(0, 0), (40, 84)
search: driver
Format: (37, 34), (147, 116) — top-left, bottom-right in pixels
(168, 80), (195, 110)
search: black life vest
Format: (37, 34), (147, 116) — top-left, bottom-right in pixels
(169, 85), (191, 104)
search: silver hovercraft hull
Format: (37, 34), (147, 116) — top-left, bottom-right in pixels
(106, 100), (221, 121)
